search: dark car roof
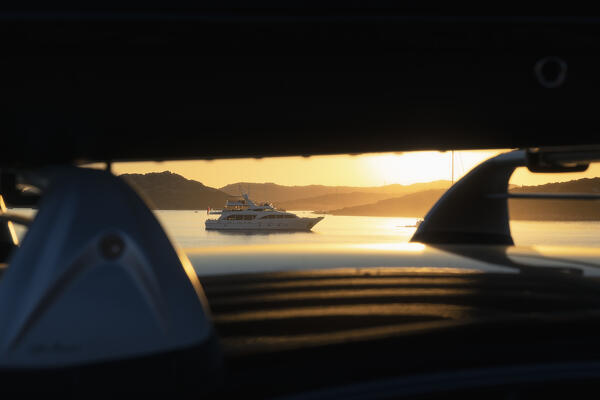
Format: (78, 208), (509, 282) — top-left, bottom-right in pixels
(1, 11), (600, 166)
(200, 264), (600, 397)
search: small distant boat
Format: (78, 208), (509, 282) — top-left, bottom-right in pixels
(205, 193), (324, 231)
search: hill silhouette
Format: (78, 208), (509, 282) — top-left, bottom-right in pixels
(329, 178), (600, 220)
(512, 177), (600, 194)
(328, 189), (447, 217)
(220, 180), (452, 204)
(120, 171), (600, 220)
(275, 192), (399, 211)
(120, 171), (234, 210)
(508, 177), (600, 220)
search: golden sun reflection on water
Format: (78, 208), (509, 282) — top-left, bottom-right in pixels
(191, 242), (427, 255)
(353, 242), (426, 252)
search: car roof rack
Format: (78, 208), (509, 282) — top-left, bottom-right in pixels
(411, 146), (600, 245)
(0, 166), (222, 390)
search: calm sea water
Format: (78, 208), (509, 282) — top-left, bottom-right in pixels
(11, 209), (600, 248)
(154, 211), (600, 249)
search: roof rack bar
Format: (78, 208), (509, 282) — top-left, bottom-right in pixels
(488, 193), (600, 200)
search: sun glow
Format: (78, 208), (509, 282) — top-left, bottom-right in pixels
(111, 150), (507, 188)
(354, 242), (426, 252)
(360, 150), (503, 185)
(104, 148), (600, 189)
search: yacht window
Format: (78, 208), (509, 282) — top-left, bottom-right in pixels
(259, 214), (296, 219)
(226, 215), (256, 220)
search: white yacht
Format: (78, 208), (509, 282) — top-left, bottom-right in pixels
(205, 193), (324, 231)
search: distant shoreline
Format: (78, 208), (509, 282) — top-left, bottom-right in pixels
(168, 208), (600, 222)
(10, 207), (600, 222)
(9, 172), (600, 223)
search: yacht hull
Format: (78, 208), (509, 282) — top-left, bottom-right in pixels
(205, 217), (323, 231)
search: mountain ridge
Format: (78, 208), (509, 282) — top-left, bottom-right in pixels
(220, 180), (452, 203)
(328, 177), (600, 220)
(120, 171), (600, 220)
(120, 171), (235, 210)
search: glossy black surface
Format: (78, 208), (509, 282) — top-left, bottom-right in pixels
(1, 15), (600, 166)
(199, 267), (600, 398)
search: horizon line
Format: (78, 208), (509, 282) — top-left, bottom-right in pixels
(119, 170), (600, 189)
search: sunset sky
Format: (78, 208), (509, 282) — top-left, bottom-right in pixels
(110, 150), (600, 188)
